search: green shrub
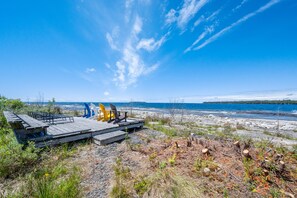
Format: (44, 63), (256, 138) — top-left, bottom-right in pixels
(134, 178), (150, 196)
(0, 129), (38, 178)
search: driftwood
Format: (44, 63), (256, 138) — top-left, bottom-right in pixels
(222, 153), (232, 158)
(233, 141), (240, 147)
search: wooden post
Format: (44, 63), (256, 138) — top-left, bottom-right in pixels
(233, 141), (240, 147)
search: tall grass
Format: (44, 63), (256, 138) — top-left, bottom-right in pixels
(0, 96), (82, 197)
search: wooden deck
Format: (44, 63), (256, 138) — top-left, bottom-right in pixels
(31, 117), (144, 147)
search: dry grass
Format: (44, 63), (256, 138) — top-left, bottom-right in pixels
(110, 131), (297, 198)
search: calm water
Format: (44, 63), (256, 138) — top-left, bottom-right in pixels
(28, 102), (297, 121)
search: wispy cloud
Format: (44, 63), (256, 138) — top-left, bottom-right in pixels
(85, 67), (96, 73)
(132, 15), (143, 36)
(137, 34), (168, 52)
(233, 0), (249, 12)
(125, 0), (134, 22)
(193, 15), (205, 28)
(205, 8), (221, 21)
(178, 0), (209, 29)
(104, 91), (110, 96)
(106, 26), (120, 50)
(165, 0), (209, 30)
(185, 25), (214, 53)
(165, 9), (177, 25)
(111, 16), (161, 89)
(106, 33), (118, 50)
(190, 0), (281, 51)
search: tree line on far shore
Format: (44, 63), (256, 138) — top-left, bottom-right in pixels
(204, 100), (297, 105)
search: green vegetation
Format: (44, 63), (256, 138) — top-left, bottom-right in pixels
(111, 158), (131, 198)
(144, 115), (171, 126)
(0, 96), (82, 197)
(133, 178), (151, 196)
(263, 130), (296, 140)
(194, 158), (219, 173)
(0, 97), (39, 178)
(111, 158), (202, 197)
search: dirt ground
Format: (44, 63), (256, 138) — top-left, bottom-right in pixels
(73, 128), (296, 198)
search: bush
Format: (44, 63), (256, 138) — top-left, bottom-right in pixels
(0, 97), (25, 112)
(0, 129), (38, 178)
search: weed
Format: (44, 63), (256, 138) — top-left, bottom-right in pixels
(194, 158), (218, 173)
(111, 185), (130, 198)
(168, 153), (176, 166)
(223, 188), (229, 198)
(269, 188), (281, 198)
(236, 123), (246, 130)
(243, 158), (253, 181)
(263, 131), (295, 140)
(149, 152), (157, 161)
(134, 178), (150, 196)
(159, 161), (167, 169)
(111, 158), (131, 198)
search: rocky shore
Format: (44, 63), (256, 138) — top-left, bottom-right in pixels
(129, 109), (297, 148)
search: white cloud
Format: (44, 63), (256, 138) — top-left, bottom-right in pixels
(125, 0), (134, 8)
(112, 16), (161, 89)
(106, 33), (118, 50)
(165, 0), (208, 30)
(177, 0), (208, 29)
(104, 91), (110, 96)
(205, 8), (221, 21)
(136, 35), (167, 52)
(113, 41), (159, 89)
(132, 16), (142, 36)
(185, 25), (214, 53)
(143, 63), (159, 75)
(85, 68), (96, 73)
(106, 26), (120, 50)
(165, 9), (177, 25)
(125, 0), (134, 22)
(115, 61), (126, 83)
(233, 0), (249, 12)
(193, 15), (205, 28)
(192, 0), (281, 51)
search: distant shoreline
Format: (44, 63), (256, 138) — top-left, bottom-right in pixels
(204, 100), (297, 105)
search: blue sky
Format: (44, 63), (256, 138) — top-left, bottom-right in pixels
(0, 0), (297, 102)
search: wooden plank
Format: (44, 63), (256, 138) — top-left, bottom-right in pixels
(35, 133), (93, 148)
(18, 114), (49, 129)
(26, 117), (144, 147)
(3, 111), (22, 123)
(93, 131), (127, 145)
